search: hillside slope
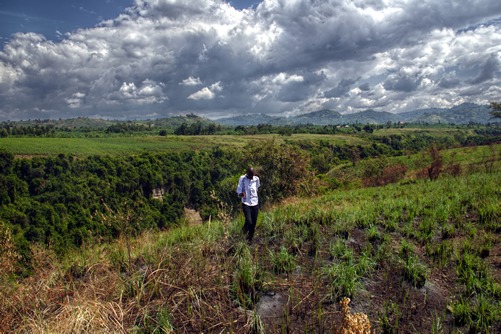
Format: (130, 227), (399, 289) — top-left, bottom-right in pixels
(1, 151), (499, 333)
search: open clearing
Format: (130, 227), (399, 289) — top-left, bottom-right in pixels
(1, 133), (368, 157)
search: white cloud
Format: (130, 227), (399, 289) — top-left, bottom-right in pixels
(114, 79), (166, 104)
(188, 81), (222, 100)
(180, 76), (202, 86)
(272, 73), (304, 84)
(188, 87), (215, 100)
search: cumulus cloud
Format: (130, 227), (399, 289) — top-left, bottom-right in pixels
(112, 80), (166, 104)
(188, 81), (222, 100)
(180, 76), (202, 86)
(0, 0), (500, 120)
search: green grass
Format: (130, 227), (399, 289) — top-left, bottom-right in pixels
(328, 143), (501, 187)
(0, 136), (229, 156)
(373, 127), (472, 136)
(0, 133), (371, 157)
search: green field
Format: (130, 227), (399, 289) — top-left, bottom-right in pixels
(0, 134), (368, 157)
(372, 127), (469, 135)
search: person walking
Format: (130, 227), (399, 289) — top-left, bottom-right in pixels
(237, 167), (260, 242)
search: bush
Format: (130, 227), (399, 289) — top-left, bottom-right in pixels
(243, 140), (315, 204)
(362, 157), (407, 187)
(444, 163), (462, 177)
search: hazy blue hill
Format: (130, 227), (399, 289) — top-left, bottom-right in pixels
(399, 108), (447, 119)
(215, 113), (285, 126)
(57, 117), (116, 128)
(399, 103), (492, 124)
(215, 103), (493, 126)
(216, 109), (399, 125)
(150, 114), (215, 128)
(409, 113), (449, 124)
(4, 104), (493, 129)
(398, 108), (449, 123)
(445, 103), (492, 124)
(342, 109), (398, 124)
(290, 109), (343, 125)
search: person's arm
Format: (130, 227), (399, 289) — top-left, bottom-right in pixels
(236, 176), (245, 198)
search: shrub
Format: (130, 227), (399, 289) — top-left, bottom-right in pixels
(378, 301), (400, 333)
(366, 225), (381, 242)
(362, 158), (407, 187)
(380, 164), (407, 185)
(451, 296), (500, 333)
(444, 163), (462, 177)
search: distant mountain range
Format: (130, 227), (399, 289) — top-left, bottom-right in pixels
(215, 103), (495, 126)
(3, 103), (496, 129)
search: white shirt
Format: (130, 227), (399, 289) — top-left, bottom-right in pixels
(237, 175), (260, 206)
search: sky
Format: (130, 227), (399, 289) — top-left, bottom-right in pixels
(0, 0), (500, 121)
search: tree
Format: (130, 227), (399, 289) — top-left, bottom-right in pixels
(427, 145), (442, 181)
(363, 124), (375, 133)
(347, 146), (361, 166)
(244, 140), (314, 204)
(489, 102), (501, 119)
(0, 150), (14, 174)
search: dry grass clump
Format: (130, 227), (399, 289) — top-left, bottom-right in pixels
(0, 222), (20, 275)
(18, 300), (128, 334)
(1, 225), (252, 333)
(151, 237), (248, 332)
(0, 243), (127, 333)
(0, 222), (21, 330)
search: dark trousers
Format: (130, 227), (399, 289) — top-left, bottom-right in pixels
(242, 204), (259, 242)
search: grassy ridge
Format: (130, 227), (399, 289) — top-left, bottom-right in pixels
(327, 143), (501, 187)
(0, 134), (368, 157)
(1, 155), (499, 333)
